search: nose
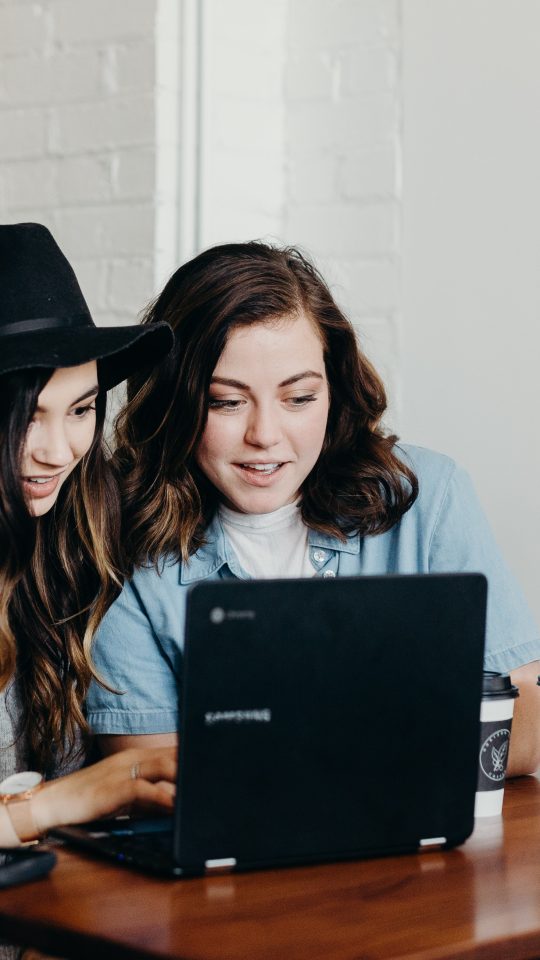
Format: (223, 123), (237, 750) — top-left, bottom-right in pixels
(28, 421), (74, 469)
(244, 402), (282, 449)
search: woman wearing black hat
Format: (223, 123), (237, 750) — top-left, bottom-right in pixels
(0, 222), (175, 848)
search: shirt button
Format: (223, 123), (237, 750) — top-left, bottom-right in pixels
(313, 550), (326, 563)
(323, 570), (336, 578)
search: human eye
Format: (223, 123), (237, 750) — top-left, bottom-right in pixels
(285, 394), (317, 408)
(71, 402), (97, 419)
(208, 397), (245, 412)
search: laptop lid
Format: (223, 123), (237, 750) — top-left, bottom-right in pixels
(174, 573), (487, 874)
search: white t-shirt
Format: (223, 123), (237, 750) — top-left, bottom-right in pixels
(218, 501), (314, 579)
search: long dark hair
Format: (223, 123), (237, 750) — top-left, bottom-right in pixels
(114, 242), (418, 567)
(0, 369), (122, 772)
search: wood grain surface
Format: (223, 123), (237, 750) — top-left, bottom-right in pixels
(1, 776), (540, 960)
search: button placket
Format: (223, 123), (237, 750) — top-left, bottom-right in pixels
(311, 548), (338, 578)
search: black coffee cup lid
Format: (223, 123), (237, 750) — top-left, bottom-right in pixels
(482, 671), (519, 699)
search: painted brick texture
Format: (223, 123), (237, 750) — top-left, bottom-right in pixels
(0, 0), (403, 418)
(282, 0), (402, 423)
(199, 0), (289, 248)
(0, 0), (159, 326)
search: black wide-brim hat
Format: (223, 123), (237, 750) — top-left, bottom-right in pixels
(0, 222), (173, 389)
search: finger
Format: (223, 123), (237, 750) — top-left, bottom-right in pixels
(129, 780), (175, 804)
(130, 779), (176, 809)
(153, 780), (175, 798)
(130, 756), (177, 784)
(129, 789), (176, 817)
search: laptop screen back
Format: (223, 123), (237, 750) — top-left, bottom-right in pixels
(175, 573), (486, 871)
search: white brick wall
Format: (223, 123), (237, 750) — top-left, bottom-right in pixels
(282, 0), (402, 425)
(288, 0), (399, 47)
(1, 49), (103, 104)
(0, 0), (402, 356)
(0, 109), (47, 159)
(0, 0), (159, 326)
(194, 1), (401, 421)
(0, 4), (50, 58)
(50, 0), (155, 46)
(198, 0), (288, 248)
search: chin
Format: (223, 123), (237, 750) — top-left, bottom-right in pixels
(232, 492), (296, 515)
(27, 494), (59, 518)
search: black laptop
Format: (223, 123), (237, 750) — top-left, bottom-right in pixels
(56, 573), (487, 876)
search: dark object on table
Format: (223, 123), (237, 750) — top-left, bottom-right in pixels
(0, 849), (57, 888)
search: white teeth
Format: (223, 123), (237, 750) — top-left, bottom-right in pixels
(243, 463), (280, 472)
(26, 478), (52, 484)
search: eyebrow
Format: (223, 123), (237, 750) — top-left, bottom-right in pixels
(35, 385), (99, 413)
(211, 371), (324, 390)
(72, 385), (100, 404)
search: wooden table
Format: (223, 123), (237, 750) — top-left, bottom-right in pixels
(1, 776), (540, 960)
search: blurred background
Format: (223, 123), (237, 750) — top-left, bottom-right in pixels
(1, 0), (539, 619)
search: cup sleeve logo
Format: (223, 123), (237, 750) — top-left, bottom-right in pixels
(479, 728), (511, 782)
(491, 740), (508, 773)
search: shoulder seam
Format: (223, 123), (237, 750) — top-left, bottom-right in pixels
(426, 459), (459, 562)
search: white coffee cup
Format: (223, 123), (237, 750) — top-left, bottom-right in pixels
(474, 672), (519, 818)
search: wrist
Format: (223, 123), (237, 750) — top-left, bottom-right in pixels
(0, 772), (44, 844)
(0, 804), (23, 847)
(31, 783), (56, 836)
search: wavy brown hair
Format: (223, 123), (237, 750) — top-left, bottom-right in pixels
(0, 368), (122, 773)
(115, 242), (418, 568)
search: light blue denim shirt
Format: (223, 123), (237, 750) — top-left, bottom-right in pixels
(86, 445), (540, 735)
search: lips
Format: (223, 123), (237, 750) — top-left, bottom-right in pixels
(21, 474), (62, 499)
(234, 462), (286, 486)
(241, 463), (281, 473)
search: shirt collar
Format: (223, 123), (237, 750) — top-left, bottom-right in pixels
(307, 527), (360, 555)
(180, 513), (229, 584)
(180, 512), (360, 584)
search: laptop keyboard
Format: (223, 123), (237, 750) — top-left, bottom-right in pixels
(55, 819), (178, 875)
(97, 830), (175, 872)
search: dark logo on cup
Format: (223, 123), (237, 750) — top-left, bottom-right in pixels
(479, 728), (510, 782)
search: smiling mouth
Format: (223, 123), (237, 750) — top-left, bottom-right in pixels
(21, 473), (63, 497)
(238, 463), (284, 474)
(23, 472), (64, 483)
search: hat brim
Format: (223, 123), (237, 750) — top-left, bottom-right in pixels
(0, 322), (173, 390)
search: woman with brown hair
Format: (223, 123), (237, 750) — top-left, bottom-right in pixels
(87, 242), (540, 777)
(0, 222), (175, 850)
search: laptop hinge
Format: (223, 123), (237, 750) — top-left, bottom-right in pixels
(419, 836), (447, 849)
(204, 857), (237, 874)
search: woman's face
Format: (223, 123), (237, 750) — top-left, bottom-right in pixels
(196, 313), (329, 514)
(21, 361), (99, 517)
